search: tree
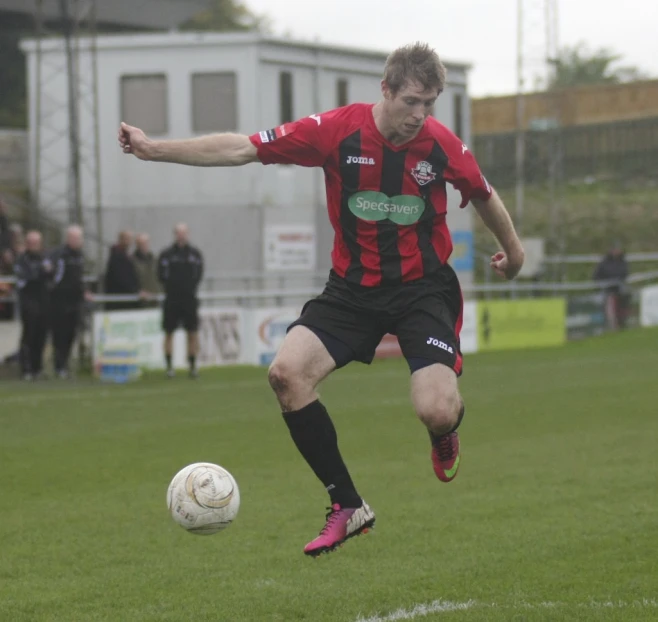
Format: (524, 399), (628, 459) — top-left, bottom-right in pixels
(180, 0), (270, 33)
(548, 43), (648, 89)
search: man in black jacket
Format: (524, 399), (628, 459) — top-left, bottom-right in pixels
(104, 230), (140, 310)
(14, 230), (51, 380)
(593, 242), (630, 330)
(158, 223), (204, 378)
(50, 225), (88, 378)
(0, 198), (10, 251)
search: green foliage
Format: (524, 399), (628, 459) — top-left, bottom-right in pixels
(1, 330), (658, 620)
(549, 42), (648, 89)
(474, 180), (658, 281)
(180, 0), (271, 32)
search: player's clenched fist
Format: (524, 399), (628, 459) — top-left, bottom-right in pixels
(118, 122), (152, 160)
(490, 250), (524, 280)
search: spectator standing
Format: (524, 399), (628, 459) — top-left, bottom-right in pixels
(50, 225), (89, 378)
(14, 231), (51, 380)
(0, 198), (10, 250)
(9, 223), (25, 256)
(133, 233), (160, 307)
(158, 223), (204, 379)
(104, 230), (140, 310)
(0, 247), (15, 321)
(593, 242), (629, 330)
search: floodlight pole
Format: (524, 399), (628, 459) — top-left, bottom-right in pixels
(514, 0), (525, 237)
(545, 0), (565, 280)
(59, 0), (83, 226)
(89, 0), (104, 281)
(34, 0), (44, 225)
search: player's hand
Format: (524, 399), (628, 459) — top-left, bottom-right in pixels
(490, 250), (524, 280)
(118, 122), (153, 160)
(84, 290), (95, 302)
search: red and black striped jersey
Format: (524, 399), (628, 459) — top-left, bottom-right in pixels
(249, 103), (492, 287)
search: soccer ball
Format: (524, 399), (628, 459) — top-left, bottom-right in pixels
(166, 462), (240, 535)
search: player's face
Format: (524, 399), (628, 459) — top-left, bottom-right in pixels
(383, 80), (439, 140)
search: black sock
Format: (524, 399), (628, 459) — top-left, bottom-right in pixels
(165, 354), (172, 370)
(283, 400), (361, 508)
(188, 355), (196, 371)
(430, 404), (465, 444)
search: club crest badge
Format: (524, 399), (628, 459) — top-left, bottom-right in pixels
(411, 161), (436, 186)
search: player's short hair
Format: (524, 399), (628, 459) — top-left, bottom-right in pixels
(383, 42), (446, 95)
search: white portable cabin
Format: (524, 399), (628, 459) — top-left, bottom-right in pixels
(21, 32), (475, 283)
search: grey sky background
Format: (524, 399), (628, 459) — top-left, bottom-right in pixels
(246, 0), (657, 98)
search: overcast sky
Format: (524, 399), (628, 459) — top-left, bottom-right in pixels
(245, 0), (656, 97)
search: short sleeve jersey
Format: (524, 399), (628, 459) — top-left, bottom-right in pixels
(249, 103), (492, 287)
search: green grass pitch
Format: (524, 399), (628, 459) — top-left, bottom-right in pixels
(1, 328), (657, 621)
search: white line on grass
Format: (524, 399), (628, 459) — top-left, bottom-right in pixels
(354, 600), (476, 622)
(354, 599), (658, 622)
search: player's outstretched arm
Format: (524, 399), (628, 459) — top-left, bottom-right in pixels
(472, 189), (525, 280)
(118, 122), (259, 167)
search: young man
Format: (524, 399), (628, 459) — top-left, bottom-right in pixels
(157, 223), (204, 379)
(119, 42), (524, 556)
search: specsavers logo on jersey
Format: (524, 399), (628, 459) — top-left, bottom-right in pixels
(348, 191), (425, 226)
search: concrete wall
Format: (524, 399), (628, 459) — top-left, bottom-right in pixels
(472, 79), (658, 135)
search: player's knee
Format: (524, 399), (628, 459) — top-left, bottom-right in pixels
(267, 358), (299, 397)
(415, 393), (461, 435)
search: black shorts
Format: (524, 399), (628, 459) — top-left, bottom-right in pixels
(288, 268), (464, 374)
(162, 297), (199, 333)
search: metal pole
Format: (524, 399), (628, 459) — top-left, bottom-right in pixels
(515, 0), (525, 237)
(59, 0), (82, 226)
(34, 0), (44, 224)
(545, 0), (565, 280)
(546, 0), (556, 265)
(90, 0), (104, 283)
(552, 0), (567, 283)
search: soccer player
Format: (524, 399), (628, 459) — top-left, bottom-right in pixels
(157, 223), (204, 379)
(118, 43), (524, 556)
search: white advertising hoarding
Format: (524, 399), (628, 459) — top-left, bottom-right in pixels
(93, 309), (186, 370)
(640, 285), (658, 327)
(197, 307), (244, 367)
(263, 225), (316, 272)
(93, 307), (247, 371)
(94, 300), (479, 373)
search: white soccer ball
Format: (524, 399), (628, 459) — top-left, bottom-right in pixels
(166, 462), (240, 535)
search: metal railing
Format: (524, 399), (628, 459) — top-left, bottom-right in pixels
(543, 252), (658, 264)
(1, 250), (657, 311)
(2, 273), (657, 308)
